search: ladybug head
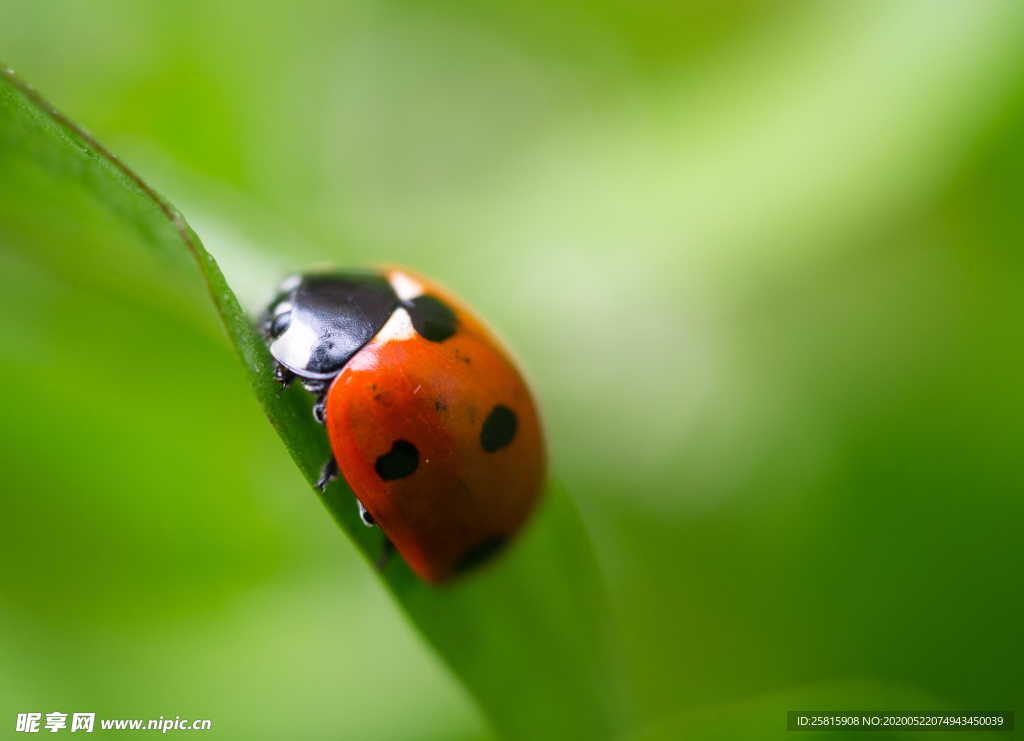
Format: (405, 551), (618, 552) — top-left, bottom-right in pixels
(260, 272), (399, 380)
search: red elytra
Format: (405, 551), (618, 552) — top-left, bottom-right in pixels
(322, 269), (545, 582)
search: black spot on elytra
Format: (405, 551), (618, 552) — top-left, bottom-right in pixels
(375, 440), (419, 480)
(406, 295), (457, 342)
(434, 399), (448, 412)
(480, 405), (517, 452)
(455, 535), (509, 573)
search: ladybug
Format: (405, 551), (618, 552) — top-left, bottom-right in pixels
(261, 267), (545, 582)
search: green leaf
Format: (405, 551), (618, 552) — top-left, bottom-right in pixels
(0, 67), (622, 739)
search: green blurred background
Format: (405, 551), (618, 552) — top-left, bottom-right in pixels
(2, 1), (1024, 738)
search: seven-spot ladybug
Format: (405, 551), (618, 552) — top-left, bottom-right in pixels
(261, 267), (545, 582)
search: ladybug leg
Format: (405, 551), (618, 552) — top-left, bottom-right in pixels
(302, 378), (328, 394)
(312, 395), (327, 425)
(374, 538), (395, 571)
(273, 362), (295, 387)
(315, 457), (338, 493)
(357, 499), (376, 527)
(301, 379), (330, 425)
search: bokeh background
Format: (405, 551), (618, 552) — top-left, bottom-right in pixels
(2, 1), (1024, 738)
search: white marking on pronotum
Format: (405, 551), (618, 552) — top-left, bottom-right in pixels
(372, 307), (417, 343)
(388, 270), (424, 301)
(344, 308), (417, 373)
(270, 318), (322, 375)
